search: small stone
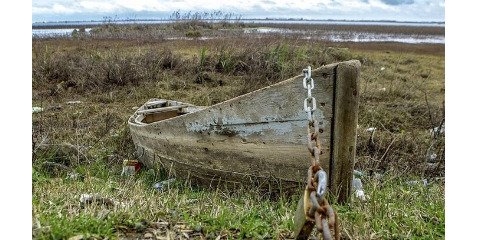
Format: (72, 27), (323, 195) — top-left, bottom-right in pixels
(153, 178), (176, 191)
(194, 225), (202, 232)
(144, 232), (153, 238)
(134, 222), (147, 232)
(66, 172), (81, 180)
(68, 235), (84, 240)
(420, 73), (429, 78)
(145, 227), (156, 233)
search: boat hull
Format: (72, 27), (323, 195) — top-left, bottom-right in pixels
(129, 60), (360, 194)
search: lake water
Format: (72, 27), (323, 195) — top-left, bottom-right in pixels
(32, 19), (445, 44)
(243, 27), (444, 44)
(32, 28), (92, 37)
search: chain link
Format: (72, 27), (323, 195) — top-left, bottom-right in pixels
(302, 66), (339, 240)
(303, 66), (317, 122)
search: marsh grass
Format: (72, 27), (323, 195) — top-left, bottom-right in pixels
(32, 159), (295, 239)
(337, 174), (444, 239)
(33, 158), (444, 239)
(32, 24), (444, 239)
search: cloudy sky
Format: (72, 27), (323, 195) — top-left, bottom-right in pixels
(32, 0), (445, 22)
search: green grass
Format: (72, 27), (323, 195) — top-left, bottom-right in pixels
(338, 175), (444, 239)
(33, 160), (444, 239)
(33, 160), (294, 239)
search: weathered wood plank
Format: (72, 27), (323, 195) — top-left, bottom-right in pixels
(136, 105), (188, 114)
(331, 60), (360, 203)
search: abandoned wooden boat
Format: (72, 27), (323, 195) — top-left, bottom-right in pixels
(128, 60), (360, 193)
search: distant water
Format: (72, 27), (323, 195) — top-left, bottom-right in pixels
(32, 19), (445, 44)
(242, 27), (444, 44)
(32, 19), (445, 28)
(32, 28), (92, 38)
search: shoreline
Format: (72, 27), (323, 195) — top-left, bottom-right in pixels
(32, 22), (445, 46)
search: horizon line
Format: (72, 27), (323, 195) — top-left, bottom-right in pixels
(32, 17), (446, 24)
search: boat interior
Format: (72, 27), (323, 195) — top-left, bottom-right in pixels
(133, 99), (204, 124)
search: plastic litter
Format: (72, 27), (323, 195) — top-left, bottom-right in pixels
(153, 178), (176, 191)
(406, 179), (428, 186)
(121, 160), (141, 176)
(32, 107), (44, 113)
(352, 177), (368, 201)
(66, 100), (82, 104)
(353, 170), (363, 177)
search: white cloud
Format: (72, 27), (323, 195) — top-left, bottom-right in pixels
(338, 0), (369, 9)
(31, 0), (445, 22)
(368, 0), (396, 10)
(116, 0), (168, 12)
(32, 6), (52, 14)
(78, 1), (118, 12)
(50, 3), (78, 14)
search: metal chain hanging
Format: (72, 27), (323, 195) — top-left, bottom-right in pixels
(302, 66), (339, 240)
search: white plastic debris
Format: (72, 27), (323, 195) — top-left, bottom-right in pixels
(352, 177), (368, 201)
(429, 125), (445, 136)
(66, 100), (82, 105)
(153, 178), (176, 191)
(352, 177), (363, 190)
(121, 160), (141, 176)
(80, 193), (93, 203)
(353, 170), (363, 177)
(366, 127), (376, 132)
(427, 153), (438, 162)
(66, 172), (81, 180)
(32, 107), (44, 113)
(380, 67), (385, 71)
(80, 193), (124, 207)
(355, 189), (366, 201)
(406, 179), (428, 186)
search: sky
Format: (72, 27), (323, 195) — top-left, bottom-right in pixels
(32, 0), (445, 23)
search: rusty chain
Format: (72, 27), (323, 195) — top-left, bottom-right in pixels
(302, 66), (339, 240)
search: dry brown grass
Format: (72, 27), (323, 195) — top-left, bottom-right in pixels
(33, 34), (445, 176)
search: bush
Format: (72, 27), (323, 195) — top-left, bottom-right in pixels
(185, 30), (202, 38)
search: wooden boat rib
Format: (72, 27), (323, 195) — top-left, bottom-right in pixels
(129, 60), (360, 194)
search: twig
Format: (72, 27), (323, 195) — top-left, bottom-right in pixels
(423, 91), (436, 129)
(379, 135), (398, 163)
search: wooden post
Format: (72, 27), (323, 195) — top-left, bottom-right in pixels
(293, 60), (360, 239)
(330, 60), (360, 204)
